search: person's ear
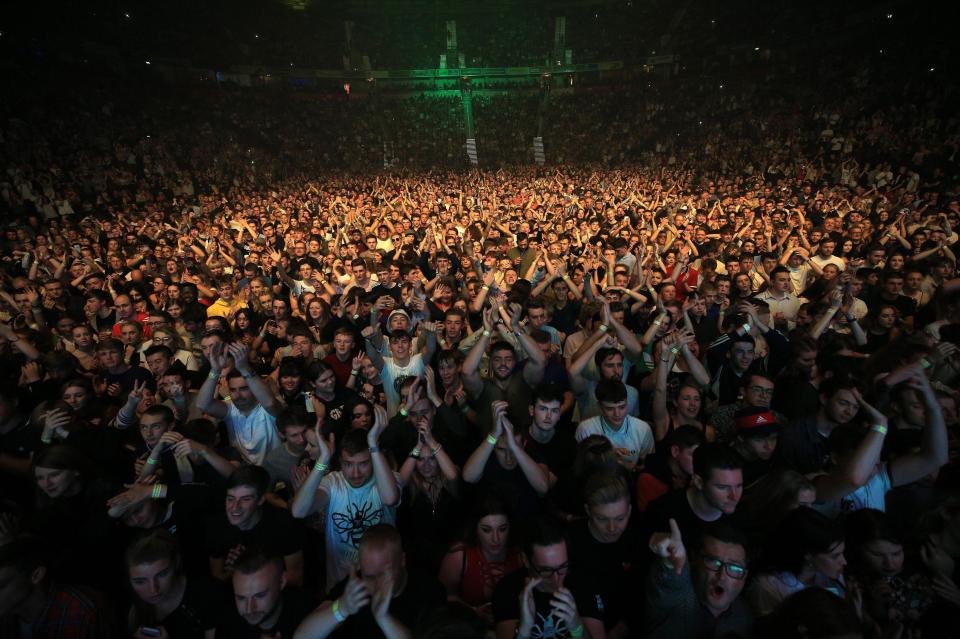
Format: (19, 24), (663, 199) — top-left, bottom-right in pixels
(691, 473), (704, 490)
(30, 566), (46, 586)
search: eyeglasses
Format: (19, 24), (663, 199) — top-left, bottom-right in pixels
(531, 561), (569, 578)
(747, 386), (775, 397)
(701, 556), (747, 580)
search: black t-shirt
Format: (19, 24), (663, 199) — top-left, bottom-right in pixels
(324, 569), (446, 638)
(206, 503), (305, 561)
(133, 575), (228, 639)
(492, 568), (602, 637)
(216, 586), (316, 639)
(567, 519), (643, 629)
(525, 429), (577, 480)
(641, 488), (734, 554)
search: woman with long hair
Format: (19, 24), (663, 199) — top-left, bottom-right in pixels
(437, 495), (521, 624)
(397, 410), (463, 576)
(860, 303), (902, 354)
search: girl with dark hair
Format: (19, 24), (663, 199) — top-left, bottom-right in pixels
(746, 506), (847, 615)
(437, 495), (522, 624)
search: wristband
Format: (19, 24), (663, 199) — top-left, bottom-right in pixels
(41, 434), (53, 445)
(430, 444), (443, 457)
(313, 461), (328, 473)
(208, 370), (221, 380)
(670, 346), (680, 354)
(332, 599), (347, 623)
(410, 446), (422, 459)
(368, 445), (381, 454)
(920, 357), (932, 370)
(486, 434), (498, 446)
(146, 457), (159, 466)
(351, 369), (360, 376)
(653, 319), (662, 327)
(598, 324), (609, 333)
(399, 407), (409, 417)
(568, 624), (585, 639)
(482, 329), (491, 337)
(481, 285), (490, 291)
(742, 323), (751, 333)
(871, 424), (888, 436)
(151, 484), (163, 500)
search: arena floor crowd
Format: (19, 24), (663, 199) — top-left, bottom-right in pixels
(1, 41), (960, 639)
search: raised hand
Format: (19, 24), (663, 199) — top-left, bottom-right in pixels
(225, 341), (251, 374)
(649, 518), (687, 575)
(127, 378), (148, 405)
(368, 405), (388, 446)
(207, 340), (227, 371)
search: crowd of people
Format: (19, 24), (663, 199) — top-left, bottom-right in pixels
(1, 30), (960, 639)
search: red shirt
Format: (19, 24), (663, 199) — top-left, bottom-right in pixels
(323, 353), (355, 388)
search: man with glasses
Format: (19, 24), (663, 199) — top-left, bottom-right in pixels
(492, 517), (604, 639)
(644, 519), (754, 638)
(709, 373), (782, 444)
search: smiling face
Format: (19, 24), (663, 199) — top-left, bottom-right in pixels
(35, 465), (79, 499)
(224, 484), (264, 530)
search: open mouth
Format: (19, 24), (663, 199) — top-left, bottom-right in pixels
(710, 585), (726, 598)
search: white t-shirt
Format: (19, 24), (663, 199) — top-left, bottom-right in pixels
(320, 472), (400, 587)
(841, 464), (891, 513)
(381, 353), (425, 417)
(224, 402), (281, 466)
(575, 415), (655, 465)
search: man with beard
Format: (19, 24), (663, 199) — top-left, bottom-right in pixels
(462, 306), (547, 433)
(644, 519), (754, 638)
(197, 341), (282, 465)
(220, 550), (314, 639)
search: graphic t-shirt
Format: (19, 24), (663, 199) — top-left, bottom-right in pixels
(319, 471), (400, 587)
